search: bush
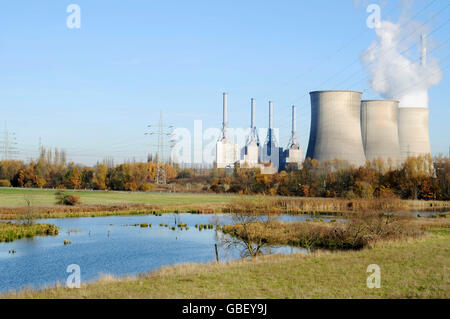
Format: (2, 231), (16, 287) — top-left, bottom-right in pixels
(139, 183), (155, 192)
(0, 179), (11, 187)
(63, 195), (80, 206)
(55, 191), (81, 206)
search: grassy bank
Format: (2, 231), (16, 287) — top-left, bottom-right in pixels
(0, 222), (59, 242)
(0, 188), (448, 220)
(3, 226), (448, 298)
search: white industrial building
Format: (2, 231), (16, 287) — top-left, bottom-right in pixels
(215, 93), (239, 169)
(239, 98), (261, 167)
(282, 105), (303, 170)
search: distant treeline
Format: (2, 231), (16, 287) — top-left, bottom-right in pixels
(210, 155), (449, 201)
(0, 148), (448, 200)
(0, 147), (177, 192)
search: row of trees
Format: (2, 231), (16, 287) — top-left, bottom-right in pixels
(0, 148), (177, 191)
(210, 155), (449, 201)
(0, 150), (448, 200)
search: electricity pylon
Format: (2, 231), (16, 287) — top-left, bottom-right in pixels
(0, 122), (19, 160)
(145, 111), (174, 184)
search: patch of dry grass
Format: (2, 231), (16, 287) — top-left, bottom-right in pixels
(221, 213), (424, 250)
(0, 188), (448, 220)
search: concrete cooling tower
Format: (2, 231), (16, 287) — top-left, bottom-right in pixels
(361, 100), (401, 166)
(306, 90), (366, 167)
(398, 107), (431, 162)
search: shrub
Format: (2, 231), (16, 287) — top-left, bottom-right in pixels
(140, 183), (155, 192)
(0, 179), (11, 187)
(63, 195), (80, 206)
(55, 191), (81, 206)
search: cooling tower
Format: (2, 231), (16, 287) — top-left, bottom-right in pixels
(361, 100), (401, 166)
(398, 107), (431, 162)
(306, 90), (366, 167)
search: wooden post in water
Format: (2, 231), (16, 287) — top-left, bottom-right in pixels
(214, 244), (219, 263)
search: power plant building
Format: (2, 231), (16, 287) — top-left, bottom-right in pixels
(282, 105), (303, 169)
(216, 93), (239, 168)
(306, 90), (366, 167)
(261, 101), (282, 173)
(215, 89), (432, 172)
(361, 100), (401, 166)
(240, 98), (261, 167)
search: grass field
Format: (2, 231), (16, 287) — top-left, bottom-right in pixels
(0, 187), (240, 207)
(3, 227), (448, 299)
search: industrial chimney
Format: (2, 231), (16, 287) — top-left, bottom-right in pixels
(246, 98), (260, 145)
(282, 105), (303, 169)
(287, 105), (300, 149)
(218, 92), (228, 142)
(261, 101), (281, 172)
(240, 98), (261, 166)
(361, 100), (401, 167)
(306, 90), (366, 167)
(216, 92), (238, 168)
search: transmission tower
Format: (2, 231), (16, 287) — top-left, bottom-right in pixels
(145, 111), (174, 184)
(0, 122), (19, 160)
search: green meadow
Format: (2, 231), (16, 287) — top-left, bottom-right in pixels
(0, 187), (239, 207)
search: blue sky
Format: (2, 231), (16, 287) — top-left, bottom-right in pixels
(0, 0), (448, 165)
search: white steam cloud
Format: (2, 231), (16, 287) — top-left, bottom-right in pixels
(361, 16), (442, 108)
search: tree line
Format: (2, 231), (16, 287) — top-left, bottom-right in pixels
(0, 148), (177, 191)
(0, 148), (448, 200)
(209, 155), (449, 201)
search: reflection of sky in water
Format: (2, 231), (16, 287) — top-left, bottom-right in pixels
(0, 213), (314, 293)
(1, 210), (444, 293)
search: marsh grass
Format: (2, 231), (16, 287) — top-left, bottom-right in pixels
(224, 197), (449, 216)
(221, 213), (423, 251)
(0, 222), (59, 242)
(0, 189), (448, 220)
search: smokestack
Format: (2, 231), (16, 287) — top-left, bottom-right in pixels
(218, 92), (229, 142)
(251, 98), (255, 128)
(246, 98), (260, 146)
(292, 105), (296, 135)
(269, 101), (274, 129)
(223, 92), (228, 130)
(421, 33), (427, 67)
(287, 105), (299, 150)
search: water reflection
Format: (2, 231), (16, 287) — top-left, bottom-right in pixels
(0, 213), (316, 293)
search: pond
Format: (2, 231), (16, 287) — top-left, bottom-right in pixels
(0, 213), (334, 293)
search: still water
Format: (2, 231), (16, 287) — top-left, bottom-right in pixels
(0, 213), (330, 293)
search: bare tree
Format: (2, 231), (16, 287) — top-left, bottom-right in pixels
(22, 195), (35, 226)
(219, 204), (278, 257)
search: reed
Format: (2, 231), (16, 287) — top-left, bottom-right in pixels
(221, 213), (424, 250)
(0, 222), (59, 242)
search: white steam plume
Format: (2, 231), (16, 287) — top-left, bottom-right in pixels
(361, 16), (442, 108)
